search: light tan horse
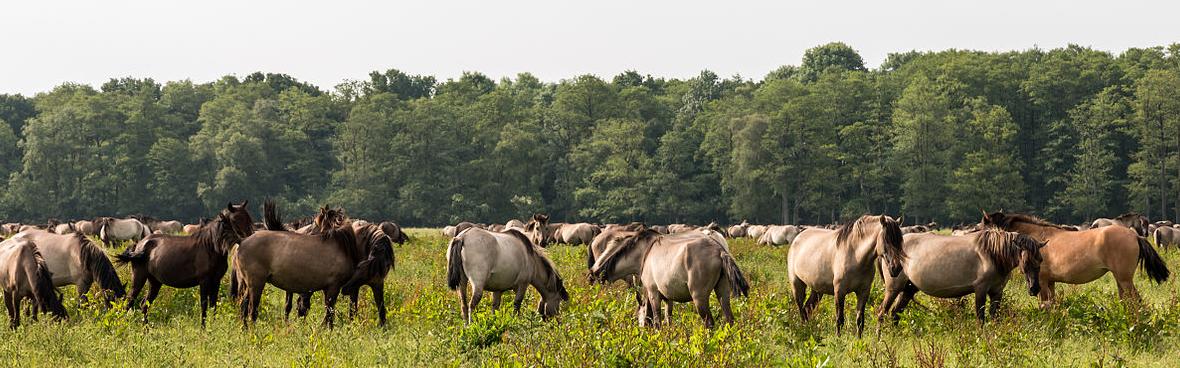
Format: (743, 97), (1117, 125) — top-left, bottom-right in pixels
(97, 217), (151, 245)
(554, 223), (600, 245)
(757, 225), (801, 246)
(73, 220), (97, 236)
(878, 229), (1043, 324)
(727, 221), (749, 238)
(16, 230), (125, 306)
(982, 212), (1169, 306)
(446, 227), (568, 324)
(746, 225), (767, 240)
(0, 237), (69, 328)
(1153, 226), (1180, 249)
(788, 214), (905, 337)
(590, 228), (749, 328)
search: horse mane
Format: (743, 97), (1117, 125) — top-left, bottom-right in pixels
(193, 216), (237, 256)
(503, 228), (568, 300)
(74, 233), (125, 297)
(595, 229), (660, 280)
(342, 223), (396, 293)
(974, 229), (1043, 273)
(836, 215), (906, 260)
(835, 216), (868, 248)
(990, 212), (1076, 231)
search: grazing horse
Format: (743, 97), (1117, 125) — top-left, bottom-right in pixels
(73, 220), (97, 236)
(378, 222), (410, 244)
(235, 204), (393, 328)
(554, 223), (600, 245)
(727, 221), (750, 238)
(116, 202), (254, 326)
(746, 225), (767, 240)
(16, 230), (125, 306)
(878, 229), (1043, 324)
(1091, 213), (1150, 236)
(757, 225), (801, 246)
(0, 237), (68, 328)
(53, 223), (76, 235)
(982, 211), (1169, 306)
(97, 217), (152, 245)
(591, 229), (749, 328)
(900, 225), (931, 234)
(788, 214), (905, 337)
(1154, 226), (1180, 249)
(446, 227), (568, 324)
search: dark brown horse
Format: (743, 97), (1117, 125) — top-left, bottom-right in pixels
(115, 202), (254, 326)
(379, 221), (410, 244)
(234, 203), (394, 328)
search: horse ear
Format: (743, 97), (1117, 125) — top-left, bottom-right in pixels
(227, 202), (235, 212)
(980, 209), (990, 222)
(240, 200), (248, 208)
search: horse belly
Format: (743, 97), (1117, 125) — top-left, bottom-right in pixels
(150, 254), (210, 288)
(481, 269), (521, 292)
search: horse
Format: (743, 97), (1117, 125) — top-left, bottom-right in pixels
(650, 225), (670, 234)
(900, 225), (931, 234)
(73, 220), (97, 236)
(1091, 213), (1150, 236)
(757, 225), (801, 246)
(97, 217), (152, 245)
(982, 211), (1169, 306)
(746, 225), (767, 240)
(878, 229), (1043, 324)
(667, 224), (697, 233)
(788, 214), (905, 337)
(1156, 226), (1180, 249)
(442, 226), (458, 237)
(505, 219), (526, 229)
(16, 230), (125, 306)
(590, 228), (749, 328)
(52, 223), (76, 235)
(524, 214), (555, 247)
(182, 218), (209, 234)
(727, 221), (750, 238)
(115, 202), (254, 326)
(1, 223), (22, 237)
(0, 237), (69, 328)
(554, 223), (600, 246)
(234, 203), (393, 328)
(446, 227), (568, 324)
(378, 221), (410, 244)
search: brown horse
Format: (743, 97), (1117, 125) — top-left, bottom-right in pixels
(115, 202), (254, 326)
(1, 237), (68, 328)
(283, 216), (398, 325)
(982, 211), (1169, 306)
(379, 221), (410, 244)
(234, 204), (393, 328)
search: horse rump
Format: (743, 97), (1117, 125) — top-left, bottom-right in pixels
(113, 239), (154, 266)
(1137, 236), (1170, 283)
(446, 237), (466, 290)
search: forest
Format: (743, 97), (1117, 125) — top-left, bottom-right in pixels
(2, 42), (1180, 226)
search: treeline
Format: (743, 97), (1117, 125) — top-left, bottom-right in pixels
(2, 43), (1180, 226)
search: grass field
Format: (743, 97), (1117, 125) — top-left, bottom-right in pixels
(2, 229), (1180, 367)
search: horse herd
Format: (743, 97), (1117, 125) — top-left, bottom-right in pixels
(0, 207), (1173, 339)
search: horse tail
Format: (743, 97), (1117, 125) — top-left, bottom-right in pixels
(586, 245), (596, 270)
(77, 234), (125, 298)
(25, 246), (68, 320)
(1137, 236), (1170, 284)
(446, 236), (466, 290)
(263, 200), (285, 231)
(114, 238), (153, 266)
(229, 251), (240, 301)
(720, 251), (750, 298)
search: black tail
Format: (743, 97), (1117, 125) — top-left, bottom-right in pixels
(720, 252), (750, 298)
(113, 239), (153, 266)
(29, 250), (68, 320)
(1138, 236), (1170, 283)
(446, 237), (466, 290)
(77, 234), (126, 297)
(263, 200), (285, 231)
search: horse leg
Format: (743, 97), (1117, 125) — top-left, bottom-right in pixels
(692, 287), (715, 329)
(973, 289), (988, 324)
(371, 283), (387, 327)
(804, 290), (824, 320)
(126, 270), (147, 311)
(142, 279), (163, 324)
(322, 287), (340, 329)
(458, 282), (470, 324)
(511, 285), (527, 314)
(877, 285), (898, 324)
(833, 288), (847, 337)
(791, 277), (809, 321)
(1114, 270), (1140, 302)
(1038, 280), (1056, 308)
(4, 292), (16, 330)
(284, 292), (294, 322)
(199, 281), (217, 327)
(297, 293), (312, 317)
(988, 288), (1003, 321)
(348, 289), (360, 320)
(468, 283), (485, 320)
(854, 289), (869, 338)
(890, 284), (918, 323)
(491, 291), (503, 310)
(717, 283), (735, 325)
(76, 278), (93, 308)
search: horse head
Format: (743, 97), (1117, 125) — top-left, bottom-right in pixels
(1016, 235), (1045, 296)
(223, 201), (255, 238)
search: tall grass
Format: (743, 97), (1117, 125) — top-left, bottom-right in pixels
(1, 230), (1178, 367)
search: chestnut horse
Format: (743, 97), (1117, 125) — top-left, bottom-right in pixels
(981, 211), (1168, 306)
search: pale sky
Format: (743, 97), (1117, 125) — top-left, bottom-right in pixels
(2, 0), (1177, 96)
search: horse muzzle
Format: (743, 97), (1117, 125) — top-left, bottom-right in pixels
(1028, 285), (1040, 296)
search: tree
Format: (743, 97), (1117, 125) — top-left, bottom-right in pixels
(799, 42), (866, 83)
(947, 100), (1026, 220)
(892, 75), (955, 223)
(1130, 69), (1180, 220)
(1055, 89), (1129, 220)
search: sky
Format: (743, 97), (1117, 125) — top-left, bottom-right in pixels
(2, 0), (1178, 95)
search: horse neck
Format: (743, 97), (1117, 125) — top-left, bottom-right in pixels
(1010, 222), (1062, 242)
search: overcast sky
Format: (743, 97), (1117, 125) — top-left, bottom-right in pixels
(2, 0), (1177, 95)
